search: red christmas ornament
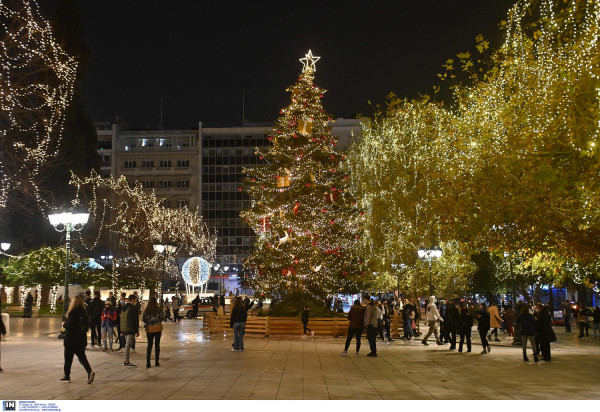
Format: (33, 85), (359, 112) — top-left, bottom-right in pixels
(311, 241), (317, 246)
(294, 258), (299, 264)
(277, 130), (282, 134)
(352, 202), (357, 206)
(344, 175), (349, 180)
(268, 136), (273, 141)
(329, 219), (335, 225)
(343, 272), (348, 276)
(259, 156), (264, 160)
(330, 155), (335, 159)
(342, 155), (346, 160)
(312, 137), (317, 141)
(360, 212), (364, 215)
(331, 187), (336, 192)
(293, 134), (298, 138)
(305, 182), (311, 187)
(319, 94), (324, 98)
(355, 235), (360, 239)
(331, 169), (336, 172)
(322, 208), (327, 213)
(238, 187), (242, 192)
(261, 185), (265, 189)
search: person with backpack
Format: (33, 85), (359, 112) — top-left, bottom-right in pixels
(143, 296), (164, 367)
(120, 294), (140, 367)
(60, 295), (95, 384)
(458, 304), (473, 353)
(87, 290), (103, 348)
(101, 300), (117, 352)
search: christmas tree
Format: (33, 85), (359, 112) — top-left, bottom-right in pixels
(241, 51), (365, 299)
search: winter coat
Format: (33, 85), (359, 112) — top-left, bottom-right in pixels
(403, 304), (416, 321)
(364, 302), (378, 327)
(517, 312), (536, 335)
(301, 308), (310, 323)
(504, 307), (514, 326)
(230, 305), (248, 328)
(488, 305), (503, 328)
(459, 311), (473, 334)
(425, 296), (443, 322)
(120, 303), (139, 334)
(536, 311), (555, 343)
(63, 306), (88, 350)
(143, 311), (164, 326)
(101, 308), (117, 328)
(476, 309), (490, 331)
(347, 304), (366, 329)
(444, 304), (460, 330)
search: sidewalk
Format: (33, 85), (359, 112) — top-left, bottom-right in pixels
(0, 317), (598, 400)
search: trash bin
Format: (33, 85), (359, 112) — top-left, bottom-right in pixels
(1, 313), (9, 335)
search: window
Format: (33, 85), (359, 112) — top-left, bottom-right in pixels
(142, 180), (153, 188)
(163, 200), (172, 208)
(159, 180), (171, 188)
(181, 143), (190, 148)
(177, 200), (189, 208)
(177, 159), (190, 167)
(159, 160), (171, 168)
(141, 160), (153, 168)
(124, 160), (136, 168)
(177, 180), (189, 188)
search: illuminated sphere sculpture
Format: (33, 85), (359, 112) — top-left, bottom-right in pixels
(182, 257), (210, 287)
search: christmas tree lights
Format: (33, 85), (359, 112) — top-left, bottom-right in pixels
(241, 51), (365, 298)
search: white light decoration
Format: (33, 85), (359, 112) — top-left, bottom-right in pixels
(5, 286), (13, 304)
(182, 256), (211, 297)
(299, 49), (320, 73)
(0, 0), (77, 208)
(36, 284), (41, 309)
(50, 285), (58, 313)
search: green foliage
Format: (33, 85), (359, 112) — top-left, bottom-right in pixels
(268, 291), (339, 318)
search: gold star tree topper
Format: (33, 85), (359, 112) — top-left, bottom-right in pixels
(299, 50), (320, 72)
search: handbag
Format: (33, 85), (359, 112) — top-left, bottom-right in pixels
(411, 319), (417, 330)
(146, 322), (163, 333)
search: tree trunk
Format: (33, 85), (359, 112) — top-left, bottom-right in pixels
(41, 284), (50, 306)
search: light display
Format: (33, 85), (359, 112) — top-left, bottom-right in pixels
(349, 0), (600, 291)
(4, 286), (13, 304)
(241, 51), (365, 298)
(182, 256), (210, 297)
(50, 285), (58, 313)
(0, 0), (77, 208)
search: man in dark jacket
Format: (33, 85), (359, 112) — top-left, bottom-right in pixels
(340, 299), (365, 356)
(192, 295), (200, 319)
(120, 295), (140, 367)
(444, 302), (460, 350)
(363, 295), (378, 357)
(402, 299), (416, 340)
(87, 291), (103, 348)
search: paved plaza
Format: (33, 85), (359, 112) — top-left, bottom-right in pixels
(0, 316), (599, 400)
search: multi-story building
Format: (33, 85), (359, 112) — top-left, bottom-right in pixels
(95, 118), (360, 293)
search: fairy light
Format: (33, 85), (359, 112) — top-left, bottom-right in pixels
(0, 0), (77, 208)
(4, 286), (13, 304)
(50, 285), (58, 313)
(241, 50), (365, 297)
(35, 284), (41, 309)
(349, 0), (600, 286)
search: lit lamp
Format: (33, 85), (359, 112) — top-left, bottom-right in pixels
(153, 243), (176, 303)
(48, 210), (89, 338)
(1, 243), (10, 252)
(418, 248), (442, 296)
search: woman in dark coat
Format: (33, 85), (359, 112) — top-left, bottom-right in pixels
(61, 295), (94, 383)
(458, 304), (473, 353)
(230, 296), (248, 351)
(476, 303), (491, 354)
(536, 305), (555, 361)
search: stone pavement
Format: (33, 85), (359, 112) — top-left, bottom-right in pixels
(0, 316), (599, 400)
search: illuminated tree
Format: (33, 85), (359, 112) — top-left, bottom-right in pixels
(241, 51), (365, 298)
(71, 171), (217, 290)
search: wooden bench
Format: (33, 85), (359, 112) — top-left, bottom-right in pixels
(2, 305), (39, 317)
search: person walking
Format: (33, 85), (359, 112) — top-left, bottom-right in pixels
(116, 292), (126, 351)
(120, 294), (140, 367)
(88, 291), (103, 348)
(458, 304), (473, 353)
(171, 295), (181, 322)
(101, 300), (117, 352)
(476, 302), (491, 354)
(301, 305), (314, 338)
(593, 306), (600, 339)
(421, 296), (444, 346)
(340, 299), (366, 356)
(192, 294), (200, 319)
(0, 314), (6, 372)
(164, 298), (173, 322)
(23, 292), (34, 318)
(143, 296), (164, 367)
(402, 299), (416, 340)
(576, 304), (590, 338)
(517, 304), (538, 362)
(504, 302), (514, 338)
(445, 302), (459, 350)
(488, 302), (503, 342)
(60, 295), (95, 384)
(363, 294), (379, 357)
(536, 305), (555, 361)
(562, 300), (572, 333)
(230, 296), (248, 351)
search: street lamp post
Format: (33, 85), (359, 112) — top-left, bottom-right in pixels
(418, 249), (442, 296)
(48, 211), (89, 338)
(153, 243), (176, 304)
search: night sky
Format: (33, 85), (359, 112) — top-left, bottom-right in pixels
(77, 0), (516, 130)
